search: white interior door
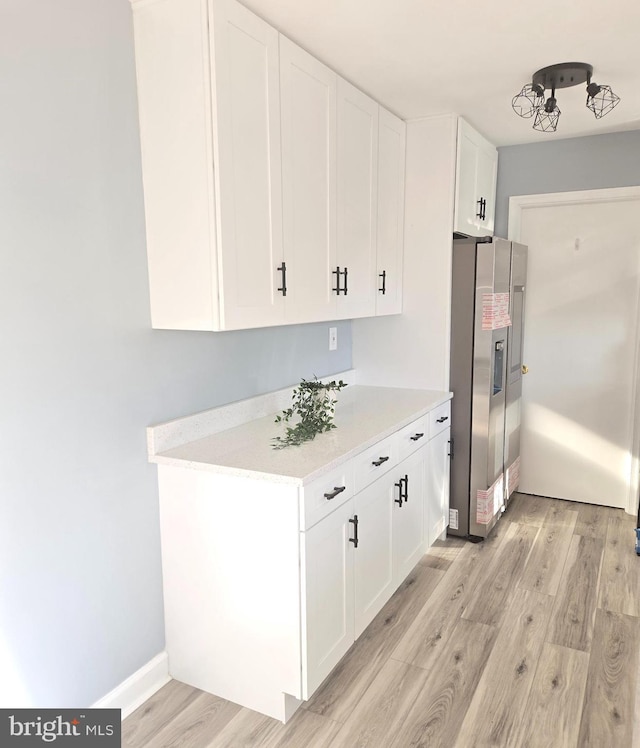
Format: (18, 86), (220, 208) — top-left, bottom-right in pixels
(513, 192), (640, 508)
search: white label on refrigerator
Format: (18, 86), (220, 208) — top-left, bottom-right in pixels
(476, 474), (504, 525)
(506, 456), (521, 498)
(482, 293), (511, 330)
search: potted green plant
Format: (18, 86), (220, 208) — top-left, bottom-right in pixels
(272, 377), (347, 449)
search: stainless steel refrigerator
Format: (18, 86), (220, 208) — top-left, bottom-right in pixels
(449, 237), (527, 540)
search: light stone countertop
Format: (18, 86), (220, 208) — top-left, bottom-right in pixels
(150, 385), (452, 485)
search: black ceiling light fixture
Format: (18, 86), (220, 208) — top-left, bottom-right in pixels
(512, 62), (620, 132)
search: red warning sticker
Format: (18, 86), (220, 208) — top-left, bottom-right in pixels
(482, 293), (511, 330)
(476, 474), (504, 525)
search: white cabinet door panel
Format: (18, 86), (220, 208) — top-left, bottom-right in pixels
(376, 107), (405, 315)
(280, 36), (336, 323)
(301, 499), (354, 698)
(212, 0), (285, 329)
(475, 145), (497, 236)
(353, 475), (394, 637)
(427, 428), (450, 546)
(454, 123), (480, 237)
(392, 448), (425, 586)
(336, 78), (378, 319)
(454, 118), (497, 238)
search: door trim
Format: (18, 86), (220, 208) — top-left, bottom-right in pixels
(508, 186), (640, 517)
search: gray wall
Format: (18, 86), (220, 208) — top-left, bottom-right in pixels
(495, 129), (640, 238)
(0, 0), (351, 708)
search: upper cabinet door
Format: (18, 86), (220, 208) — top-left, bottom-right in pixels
(336, 78), (378, 320)
(454, 118), (498, 238)
(454, 123), (480, 236)
(212, 0), (285, 330)
(280, 37), (337, 324)
(475, 144), (497, 236)
(376, 108), (405, 316)
(132, 0), (284, 330)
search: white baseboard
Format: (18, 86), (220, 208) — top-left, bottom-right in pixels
(91, 651), (170, 720)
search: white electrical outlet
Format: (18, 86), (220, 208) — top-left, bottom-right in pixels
(329, 327), (338, 351)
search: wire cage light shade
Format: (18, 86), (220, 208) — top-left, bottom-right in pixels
(512, 62), (620, 133)
(511, 84), (545, 119)
(533, 102), (561, 132)
(586, 83), (620, 118)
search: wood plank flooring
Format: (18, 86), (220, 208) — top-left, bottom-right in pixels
(123, 494), (640, 748)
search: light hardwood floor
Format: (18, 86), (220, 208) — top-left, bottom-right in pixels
(123, 494), (640, 747)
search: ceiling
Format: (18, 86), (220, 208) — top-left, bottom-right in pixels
(240, 0), (640, 147)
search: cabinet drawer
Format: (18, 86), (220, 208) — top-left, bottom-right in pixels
(429, 401), (451, 438)
(396, 414), (429, 462)
(300, 462), (354, 531)
(353, 433), (398, 494)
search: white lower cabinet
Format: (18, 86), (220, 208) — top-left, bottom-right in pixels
(153, 393), (451, 723)
(301, 500), (355, 699)
(392, 447), (426, 586)
(302, 443), (428, 694)
(353, 471), (395, 637)
(427, 427), (451, 546)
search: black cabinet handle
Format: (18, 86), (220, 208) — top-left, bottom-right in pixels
(410, 432), (424, 442)
(333, 267), (348, 295)
(448, 437), (454, 459)
(379, 270), (386, 295)
(476, 198), (484, 219)
(372, 456), (390, 467)
(277, 262), (287, 296)
(394, 478), (404, 507)
(482, 198), (487, 221)
(324, 485), (346, 501)
(402, 474), (409, 503)
(332, 266), (341, 295)
(349, 515), (359, 548)
(436, 416), (449, 424)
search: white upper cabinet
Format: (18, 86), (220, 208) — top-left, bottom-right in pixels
(131, 0), (405, 330)
(212, 0), (285, 329)
(336, 78), (378, 320)
(280, 37), (337, 324)
(376, 108), (406, 315)
(454, 118), (498, 237)
(131, 0), (284, 330)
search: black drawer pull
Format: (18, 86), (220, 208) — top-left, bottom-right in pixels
(372, 456), (390, 467)
(436, 416), (449, 424)
(410, 432), (424, 442)
(324, 486), (346, 501)
(349, 515), (359, 548)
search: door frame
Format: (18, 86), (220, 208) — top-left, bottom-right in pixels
(508, 185), (640, 516)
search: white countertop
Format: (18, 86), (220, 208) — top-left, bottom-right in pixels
(151, 385), (452, 485)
